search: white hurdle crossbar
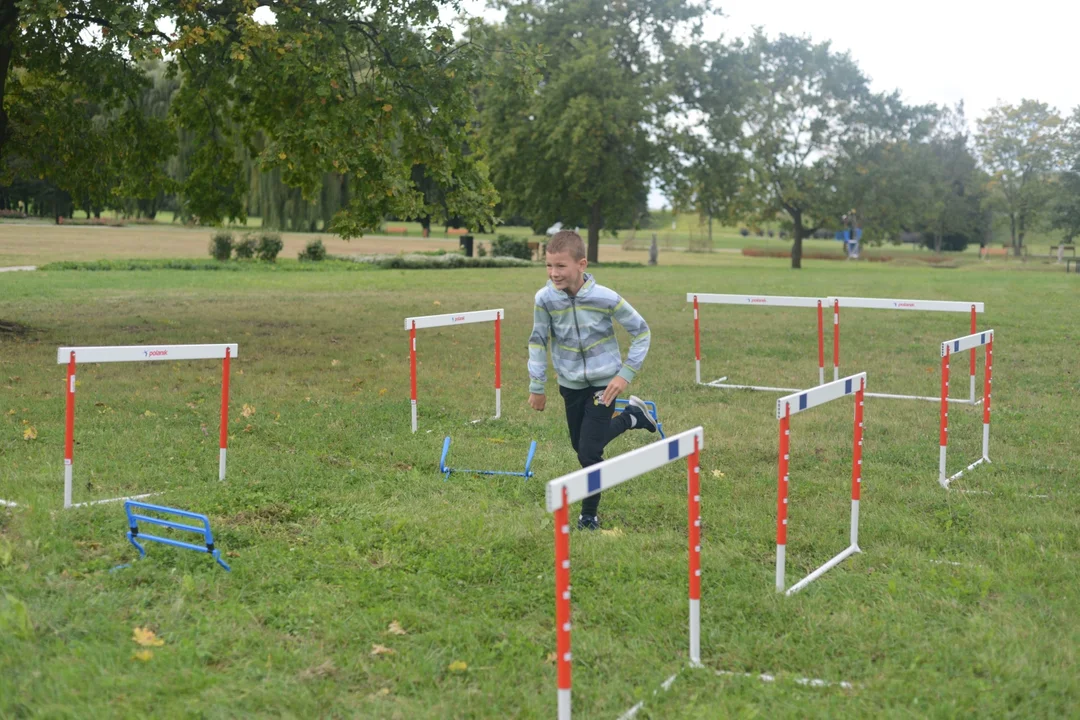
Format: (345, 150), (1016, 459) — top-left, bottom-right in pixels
(939, 330), (994, 488)
(776, 373), (866, 596)
(56, 344), (237, 509)
(405, 309), (503, 433)
(546, 427), (704, 720)
(689, 294), (827, 391)
(829, 297), (984, 404)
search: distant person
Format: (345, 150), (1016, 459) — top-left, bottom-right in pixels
(527, 230), (655, 530)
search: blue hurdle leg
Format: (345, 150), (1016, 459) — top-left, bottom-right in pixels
(524, 440), (538, 478)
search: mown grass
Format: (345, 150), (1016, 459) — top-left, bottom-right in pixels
(1, 256), (1078, 718)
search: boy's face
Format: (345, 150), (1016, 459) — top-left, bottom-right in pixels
(546, 251), (588, 292)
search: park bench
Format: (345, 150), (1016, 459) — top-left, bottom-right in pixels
(1067, 257), (1079, 274)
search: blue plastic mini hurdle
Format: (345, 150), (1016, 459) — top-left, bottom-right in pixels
(124, 500), (230, 571)
(613, 398), (666, 438)
(439, 437), (538, 481)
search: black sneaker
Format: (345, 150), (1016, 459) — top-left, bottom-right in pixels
(577, 514), (601, 531)
(626, 395), (658, 433)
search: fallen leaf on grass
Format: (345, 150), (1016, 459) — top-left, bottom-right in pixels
(711, 470), (725, 478)
(132, 649), (154, 662)
(6, 409), (14, 415)
(371, 644), (395, 656)
(22, 426), (36, 441)
(387, 620), (408, 635)
(142, 410), (155, 417)
(241, 404), (256, 418)
(433, 300), (441, 306)
(226, 551), (240, 558)
(331, 359), (340, 367)
(448, 660), (468, 672)
(200, 424), (209, 436)
(545, 652), (557, 664)
(298, 659), (337, 680)
(186, 402), (198, 409)
(599, 527), (624, 538)
(132, 626), (164, 647)
(393, 463), (413, 471)
(378, 388), (388, 396)
(368, 687), (392, 699)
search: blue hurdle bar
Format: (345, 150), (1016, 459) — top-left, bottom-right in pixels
(125, 501), (230, 571)
(613, 398), (666, 438)
(439, 437), (538, 481)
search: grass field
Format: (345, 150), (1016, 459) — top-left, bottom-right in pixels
(1, 232), (1078, 718)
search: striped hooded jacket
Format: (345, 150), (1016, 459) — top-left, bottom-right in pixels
(529, 273), (650, 393)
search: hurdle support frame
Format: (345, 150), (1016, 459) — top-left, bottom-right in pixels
(775, 373), (866, 596)
(406, 309), (503, 433)
(125, 500), (230, 571)
(690, 293), (826, 392)
(547, 427), (704, 719)
(829, 297), (984, 404)
(612, 398), (666, 438)
(57, 344), (237, 510)
(939, 330), (994, 488)
(438, 436), (537, 480)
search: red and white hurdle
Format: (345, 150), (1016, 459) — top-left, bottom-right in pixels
(775, 373), (866, 595)
(405, 309), (502, 433)
(689, 294), (827, 391)
(828, 297), (984, 404)
(939, 330), (994, 488)
(546, 427), (704, 720)
(57, 343), (236, 509)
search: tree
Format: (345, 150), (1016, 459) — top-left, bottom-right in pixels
(3, 0), (510, 232)
(734, 32), (923, 268)
(479, 0), (706, 262)
(976, 100), (1064, 256)
(1051, 107), (1080, 242)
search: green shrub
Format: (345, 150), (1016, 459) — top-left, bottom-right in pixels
(234, 235), (257, 259)
(299, 239), (327, 261)
(491, 234), (531, 260)
(477, 243), (487, 257)
(209, 231), (234, 261)
(256, 232), (284, 262)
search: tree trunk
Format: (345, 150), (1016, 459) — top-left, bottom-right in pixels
(0, 0), (17, 167)
(1017, 213), (1026, 256)
(790, 211), (804, 269)
(587, 200), (601, 263)
(934, 226), (943, 254)
(707, 211), (713, 250)
(1009, 213), (1018, 255)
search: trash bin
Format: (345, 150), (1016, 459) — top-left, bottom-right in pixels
(460, 234), (474, 257)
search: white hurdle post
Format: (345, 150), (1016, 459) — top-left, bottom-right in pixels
(56, 344), (237, 509)
(829, 297), (984, 403)
(688, 294), (826, 392)
(938, 330), (994, 488)
(775, 373), (866, 595)
(404, 309), (503, 433)
(547, 427), (704, 719)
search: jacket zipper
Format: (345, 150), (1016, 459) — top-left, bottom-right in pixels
(570, 297), (591, 387)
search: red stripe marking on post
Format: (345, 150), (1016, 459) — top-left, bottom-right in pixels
(851, 378), (864, 501)
(64, 351), (76, 464)
(693, 295), (701, 362)
(832, 300), (840, 373)
(220, 347), (231, 451)
(817, 300), (825, 375)
(983, 339), (992, 424)
(777, 404), (790, 545)
(969, 305), (977, 380)
(688, 435), (701, 601)
(940, 348), (950, 448)
(494, 312), (502, 390)
(554, 487), (571, 692)
(410, 321), (418, 403)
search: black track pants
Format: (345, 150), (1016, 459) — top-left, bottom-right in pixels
(559, 385), (634, 517)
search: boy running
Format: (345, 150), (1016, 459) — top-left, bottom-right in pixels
(528, 230), (655, 530)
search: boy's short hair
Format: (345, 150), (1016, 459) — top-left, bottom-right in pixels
(547, 230), (586, 261)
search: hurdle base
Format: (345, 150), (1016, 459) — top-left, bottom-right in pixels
(439, 437), (537, 482)
(866, 391), (982, 405)
(785, 544), (860, 596)
(704, 378), (804, 393)
(943, 456), (990, 488)
(69, 492), (161, 510)
(0, 498), (18, 508)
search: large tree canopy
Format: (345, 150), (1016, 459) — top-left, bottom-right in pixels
(2, 0), (509, 232)
(478, 0), (707, 262)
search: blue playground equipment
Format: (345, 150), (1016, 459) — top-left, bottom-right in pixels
(124, 500), (231, 571)
(439, 437), (538, 481)
(613, 398), (666, 438)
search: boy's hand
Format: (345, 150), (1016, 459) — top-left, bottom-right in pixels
(529, 393), (546, 412)
(601, 377), (628, 407)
